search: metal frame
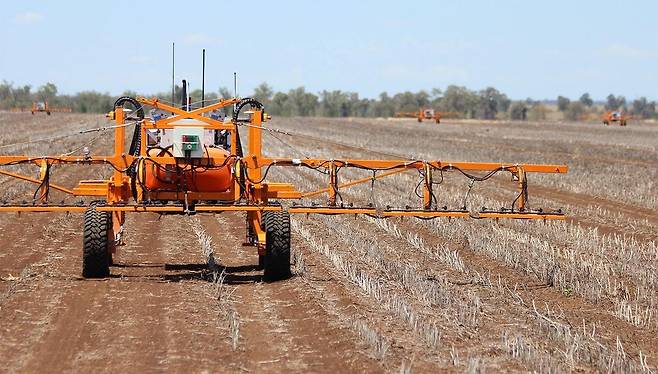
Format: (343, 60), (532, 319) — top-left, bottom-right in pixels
(0, 97), (568, 254)
(394, 109), (460, 124)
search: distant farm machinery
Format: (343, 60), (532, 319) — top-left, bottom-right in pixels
(0, 82), (568, 281)
(603, 111), (629, 126)
(10, 101), (72, 115)
(394, 109), (459, 124)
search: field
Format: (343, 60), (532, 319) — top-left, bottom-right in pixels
(0, 112), (656, 373)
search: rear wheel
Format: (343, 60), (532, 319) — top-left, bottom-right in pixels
(82, 203), (112, 278)
(262, 211), (291, 281)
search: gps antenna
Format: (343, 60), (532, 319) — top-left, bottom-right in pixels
(201, 49), (206, 108)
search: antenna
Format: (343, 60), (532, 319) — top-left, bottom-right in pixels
(201, 49), (206, 108)
(233, 72), (237, 98)
(181, 79), (187, 110)
(171, 42), (175, 105)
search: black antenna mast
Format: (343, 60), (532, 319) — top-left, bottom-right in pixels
(171, 42), (175, 105)
(201, 49), (206, 108)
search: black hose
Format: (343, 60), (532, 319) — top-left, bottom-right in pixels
(231, 98), (263, 124)
(114, 96), (145, 201)
(231, 98), (264, 197)
(231, 98), (264, 157)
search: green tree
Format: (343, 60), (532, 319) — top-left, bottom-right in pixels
(579, 93), (593, 107)
(528, 103), (548, 121)
(218, 87), (232, 100)
(605, 94), (626, 111)
(253, 82), (274, 107)
(477, 87), (510, 119)
(37, 82), (58, 100)
(631, 97), (656, 119)
(557, 96), (570, 111)
(371, 92), (394, 117)
(564, 102), (586, 120)
(73, 91), (114, 113)
(440, 85), (478, 118)
(285, 87), (318, 116)
(269, 92), (289, 115)
(509, 101), (528, 120)
(319, 90), (349, 117)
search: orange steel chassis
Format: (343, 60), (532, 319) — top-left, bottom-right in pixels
(602, 111), (629, 126)
(0, 98), (568, 253)
(29, 101), (72, 115)
(394, 110), (459, 123)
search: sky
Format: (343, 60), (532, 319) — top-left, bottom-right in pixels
(1, 0), (658, 101)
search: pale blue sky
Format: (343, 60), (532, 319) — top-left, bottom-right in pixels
(2, 0), (657, 100)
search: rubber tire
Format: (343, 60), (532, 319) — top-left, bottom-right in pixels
(82, 204), (112, 278)
(262, 211), (291, 281)
(257, 255), (265, 270)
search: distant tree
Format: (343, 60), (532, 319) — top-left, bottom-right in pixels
(319, 90), (349, 117)
(564, 102), (586, 120)
(509, 101), (528, 120)
(528, 103), (548, 121)
(37, 82), (57, 100)
(73, 91), (114, 113)
(189, 89), (203, 105)
(430, 88), (442, 101)
(253, 82), (273, 107)
(605, 94), (626, 111)
(579, 93), (593, 107)
(218, 86), (232, 100)
(477, 87), (510, 119)
(440, 85), (479, 118)
(285, 87), (318, 116)
(371, 91), (395, 117)
(557, 96), (570, 111)
(392, 91), (430, 113)
(268, 92), (288, 115)
(631, 97), (657, 119)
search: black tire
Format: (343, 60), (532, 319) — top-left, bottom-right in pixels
(257, 254), (265, 270)
(262, 211), (291, 281)
(82, 204), (112, 278)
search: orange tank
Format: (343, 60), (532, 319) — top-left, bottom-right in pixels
(142, 147), (234, 193)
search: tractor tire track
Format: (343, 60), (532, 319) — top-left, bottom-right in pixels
(198, 213), (383, 373)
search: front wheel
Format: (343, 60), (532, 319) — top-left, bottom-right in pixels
(262, 211), (291, 281)
(82, 204), (112, 278)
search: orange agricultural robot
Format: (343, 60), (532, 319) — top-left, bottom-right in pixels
(394, 108), (458, 124)
(602, 111), (628, 126)
(0, 80), (568, 281)
(30, 101), (72, 115)
(31, 101), (51, 115)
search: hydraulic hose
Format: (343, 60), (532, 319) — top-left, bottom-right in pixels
(113, 96), (145, 201)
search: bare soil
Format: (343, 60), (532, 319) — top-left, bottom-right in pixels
(0, 113), (656, 372)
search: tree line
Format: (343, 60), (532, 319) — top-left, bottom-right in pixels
(1, 80), (656, 120)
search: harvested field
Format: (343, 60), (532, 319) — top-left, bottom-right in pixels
(0, 112), (656, 372)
